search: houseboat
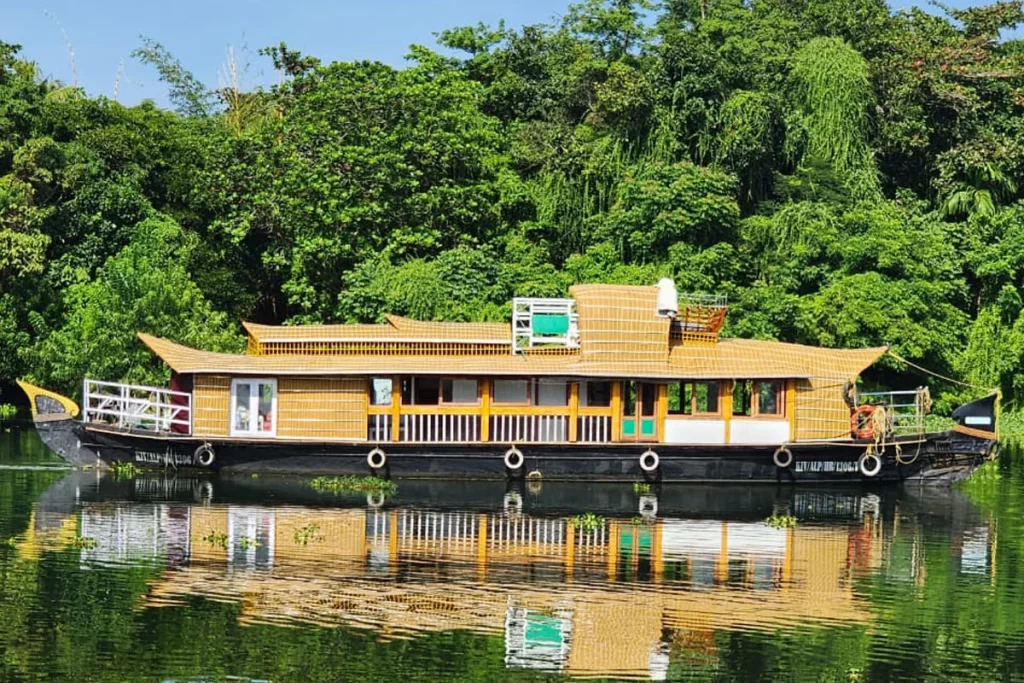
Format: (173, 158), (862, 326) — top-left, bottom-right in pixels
(18, 281), (998, 482)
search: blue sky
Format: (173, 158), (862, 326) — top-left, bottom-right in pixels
(5, 0), (978, 108)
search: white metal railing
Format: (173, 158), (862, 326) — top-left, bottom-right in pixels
(83, 379), (192, 435)
(400, 413), (481, 443)
(490, 415), (568, 443)
(859, 388), (930, 436)
(512, 298), (579, 353)
(368, 414), (392, 442)
(576, 415), (611, 443)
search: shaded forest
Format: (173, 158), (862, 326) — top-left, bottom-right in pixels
(2, 0), (1024, 412)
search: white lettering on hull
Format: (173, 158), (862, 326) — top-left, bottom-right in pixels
(794, 460), (859, 474)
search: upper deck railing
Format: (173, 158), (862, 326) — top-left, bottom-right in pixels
(512, 298), (579, 354)
(670, 293), (729, 343)
(83, 379), (192, 435)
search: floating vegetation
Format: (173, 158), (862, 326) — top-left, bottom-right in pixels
(632, 482), (651, 494)
(570, 513), (606, 533)
(765, 514), (798, 529)
(0, 404), (16, 420)
(238, 535), (261, 550)
(110, 461), (141, 479)
(293, 522), (324, 546)
(70, 537), (97, 550)
(250, 473), (259, 479)
(202, 531), (228, 549)
(309, 476), (397, 495)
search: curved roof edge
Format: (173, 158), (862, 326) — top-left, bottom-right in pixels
(139, 333), (885, 381)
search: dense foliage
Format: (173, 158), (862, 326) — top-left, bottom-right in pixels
(3, 0), (1024, 411)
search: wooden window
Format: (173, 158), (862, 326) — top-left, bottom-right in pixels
(732, 379), (785, 417)
(755, 380), (784, 416)
(493, 379), (529, 404)
(622, 381), (637, 417)
(441, 379), (479, 404)
(581, 381), (611, 407)
(370, 378), (392, 406)
(533, 379), (568, 406)
(230, 378), (277, 436)
(733, 380), (752, 417)
(401, 377), (440, 405)
(668, 381), (720, 416)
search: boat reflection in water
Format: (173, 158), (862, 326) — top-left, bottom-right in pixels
(20, 474), (995, 681)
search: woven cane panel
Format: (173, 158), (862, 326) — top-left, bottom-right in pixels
(277, 377), (366, 440)
(795, 378), (854, 441)
(572, 285), (671, 373)
(193, 375), (231, 437)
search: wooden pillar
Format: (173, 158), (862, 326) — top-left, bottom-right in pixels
(480, 379), (491, 442)
(786, 379), (797, 442)
(390, 376), (402, 442)
(722, 380), (733, 445)
(611, 381), (622, 442)
(656, 383), (668, 443)
(476, 513), (488, 582)
(568, 382), (579, 443)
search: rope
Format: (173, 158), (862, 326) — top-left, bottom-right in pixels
(896, 439), (922, 466)
(865, 405), (889, 458)
(885, 350), (992, 391)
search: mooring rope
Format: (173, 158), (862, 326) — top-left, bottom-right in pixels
(886, 350), (992, 391)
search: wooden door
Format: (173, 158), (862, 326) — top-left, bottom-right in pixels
(620, 381), (658, 441)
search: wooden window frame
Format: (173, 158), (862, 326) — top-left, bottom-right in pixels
(491, 378), (532, 406)
(581, 380), (613, 408)
(531, 378), (569, 407)
(440, 377), (482, 406)
(369, 377), (393, 406)
(667, 380), (724, 418)
(733, 379), (786, 419)
(229, 378), (278, 437)
(401, 377), (443, 406)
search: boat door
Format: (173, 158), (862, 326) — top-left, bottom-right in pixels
(621, 381), (658, 441)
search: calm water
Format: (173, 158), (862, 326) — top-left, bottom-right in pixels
(0, 425), (1021, 682)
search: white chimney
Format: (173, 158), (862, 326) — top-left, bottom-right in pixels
(656, 278), (678, 318)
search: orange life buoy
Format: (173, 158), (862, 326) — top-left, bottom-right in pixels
(851, 405), (876, 439)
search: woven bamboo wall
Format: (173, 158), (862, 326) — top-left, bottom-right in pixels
(277, 377), (367, 440)
(794, 378), (852, 441)
(193, 375), (231, 437)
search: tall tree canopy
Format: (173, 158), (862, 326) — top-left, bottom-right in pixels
(1, 0), (1024, 411)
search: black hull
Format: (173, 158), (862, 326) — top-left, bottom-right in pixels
(42, 420), (997, 484)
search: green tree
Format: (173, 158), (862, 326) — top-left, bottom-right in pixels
(22, 216), (243, 394)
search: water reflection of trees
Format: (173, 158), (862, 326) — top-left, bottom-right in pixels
(0, 467), (1018, 681)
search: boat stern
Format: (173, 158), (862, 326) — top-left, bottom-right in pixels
(16, 380), (100, 467)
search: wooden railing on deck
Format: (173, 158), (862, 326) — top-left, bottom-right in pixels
(367, 383), (614, 445)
